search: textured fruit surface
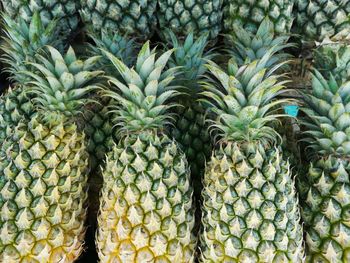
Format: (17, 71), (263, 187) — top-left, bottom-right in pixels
(223, 0), (294, 34)
(2, 0), (79, 36)
(97, 132), (196, 262)
(200, 143), (303, 262)
(172, 103), (212, 185)
(295, 0), (350, 41)
(0, 86), (34, 145)
(0, 116), (89, 262)
(314, 43), (350, 84)
(80, 0), (157, 39)
(83, 99), (115, 171)
(301, 69), (350, 262)
(157, 0), (223, 40)
(299, 157), (350, 263)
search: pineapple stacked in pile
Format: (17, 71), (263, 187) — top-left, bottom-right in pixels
(0, 1), (349, 263)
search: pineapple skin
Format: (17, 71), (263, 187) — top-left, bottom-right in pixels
(300, 68), (350, 261)
(0, 86), (34, 146)
(96, 131), (196, 262)
(299, 157), (350, 262)
(157, 0), (223, 40)
(80, 0), (157, 39)
(295, 0), (350, 42)
(1, 0), (80, 35)
(200, 142), (304, 262)
(313, 43), (350, 85)
(0, 115), (89, 262)
(166, 32), (214, 200)
(83, 31), (136, 171)
(84, 99), (115, 171)
(223, 0), (294, 34)
(171, 103), (212, 194)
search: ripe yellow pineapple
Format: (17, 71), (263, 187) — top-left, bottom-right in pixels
(0, 46), (102, 262)
(95, 42), (197, 262)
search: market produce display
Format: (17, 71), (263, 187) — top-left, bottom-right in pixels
(0, 1), (349, 262)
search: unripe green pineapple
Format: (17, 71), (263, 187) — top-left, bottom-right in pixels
(313, 42), (350, 84)
(300, 70), (350, 262)
(0, 46), (102, 262)
(223, 0), (294, 35)
(199, 55), (304, 262)
(80, 0), (157, 40)
(166, 32), (214, 199)
(157, 0), (223, 40)
(2, 0), (80, 38)
(84, 30), (137, 171)
(295, 0), (350, 42)
(172, 103), (212, 181)
(96, 42), (197, 262)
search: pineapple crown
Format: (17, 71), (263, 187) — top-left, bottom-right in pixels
(202, 51), (289, 145)
(0, 12), (62, 84)
(24, 46), (103, 123)
(314, 42), (350, 85)
(167, 31), (214, 84)
(225, 18), (293, 68)
(302, 70), (350, 158)
(88, 29), (137, 76)
(103, 41), (180, 137)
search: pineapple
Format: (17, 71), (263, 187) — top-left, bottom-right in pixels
(157, 0), (223, 40)
(199, 55), (304, 262)
(223, 0), (294, 35)
(166, 31), (214, 200)
(1, 12), (62, 84)
(84, 30), (138, 171)
(80, 0), (157, 40)
(313, 42), (350, 84)
(96, 42), (196, 262)
(299, 70), (350, 262)
(226, 18), (301, 170)
(0, 46), (102, 262)
(82, 30), (138, 259)
(0, 86), (33, 145)
(1, 0), (80, 38)
(0, 12), (62, 146)
(295, 0), (350, 42)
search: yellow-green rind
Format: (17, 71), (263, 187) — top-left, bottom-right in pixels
(299, 157), (350, 263)
(200, 142), (304, 262)
(96, 132), (196, 262)
(0, 115), (89, 262)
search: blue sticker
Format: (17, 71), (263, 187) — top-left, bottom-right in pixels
(284, 105), (299, 117)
